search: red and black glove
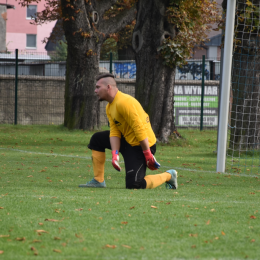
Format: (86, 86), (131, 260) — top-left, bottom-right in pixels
(112, 150), (121, 172)
(143, 149), (161, 170)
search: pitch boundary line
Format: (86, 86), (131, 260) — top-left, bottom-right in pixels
(0, 147), (258, 178)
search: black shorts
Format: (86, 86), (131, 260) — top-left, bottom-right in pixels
(88, 131), (156, 189)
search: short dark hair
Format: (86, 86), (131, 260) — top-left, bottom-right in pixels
(96, 73), (115, 81)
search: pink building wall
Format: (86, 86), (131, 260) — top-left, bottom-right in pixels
(6, 0), (56, 53)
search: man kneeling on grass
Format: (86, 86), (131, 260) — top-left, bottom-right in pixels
(79, 73), (178, 190)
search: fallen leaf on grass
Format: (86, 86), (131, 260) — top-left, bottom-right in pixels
(0, 207), (4, 209)
(166, 202), (171, 205)
(54, 237), (61, 240)
(75, 233), (83, 238)
(0, 251), (3, 254)
(221, 231), (226, 236)
(251, 239), (255, 242)
(105, 244), (117, 249)
(38, 223), (44, 226)
(16, 237), (26, 241)
(75, 208), (83, 211)
(191, 245), (196, 248)
(53, 249), (62, 253)
(122, 245), (131, 249)
(250, 215), (257, 219)
(121, 222), (128, 225)
(31, 247), (38, 255)
(151, 206), (157, 209)
(35, 230), (48, 234)
(27, 175), (33, 178)
(32, 239), (41, 243)
(0, 235), (9, 238)
(129, 206), (135, 209)
(45, 219), (60, 222)
(206, 220), (211, 225)
(189, 233), (198, 237)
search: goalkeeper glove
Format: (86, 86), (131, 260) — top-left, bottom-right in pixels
(112, 150), (121, 172)
(143, 149), (161, 170)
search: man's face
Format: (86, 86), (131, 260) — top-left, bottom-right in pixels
(95, 79), (108, 102)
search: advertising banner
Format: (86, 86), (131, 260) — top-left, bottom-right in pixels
(174, 85), (219, 127)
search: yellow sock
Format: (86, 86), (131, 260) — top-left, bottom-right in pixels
(144, 172), (171, 189)
(92, 150), (105, 183)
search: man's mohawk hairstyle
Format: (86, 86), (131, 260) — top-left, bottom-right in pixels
(96, 73), (115, 81)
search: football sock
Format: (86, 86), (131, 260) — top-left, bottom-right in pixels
(144, 172), (171, 189)
(92, 150), (106, 183)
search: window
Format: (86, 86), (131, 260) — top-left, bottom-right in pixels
(27, 5), (37, 19)
(26, 34), (37, 48)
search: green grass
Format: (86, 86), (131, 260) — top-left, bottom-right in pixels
(0, 125), (260, 259)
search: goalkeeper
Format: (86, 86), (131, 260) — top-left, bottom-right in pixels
(79, 73), (177, 189)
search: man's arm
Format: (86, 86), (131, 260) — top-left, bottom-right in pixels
(140, 137), (150, 151)
(110, 136), (121, 151)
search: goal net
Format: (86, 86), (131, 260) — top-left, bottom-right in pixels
(226, 0), (260, 174)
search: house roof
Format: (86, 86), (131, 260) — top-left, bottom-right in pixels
(204, 34), (222, 47)
(45, 20), (64, 51)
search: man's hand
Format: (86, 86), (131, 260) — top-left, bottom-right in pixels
(143, 149), (161, 170)
(112, 150), (121, 171)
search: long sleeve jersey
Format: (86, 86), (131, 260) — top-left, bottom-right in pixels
(106, 91), (156, 147)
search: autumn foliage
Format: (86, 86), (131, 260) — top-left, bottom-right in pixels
(18, 0), (221, 67)
(157, 0), (222, 67)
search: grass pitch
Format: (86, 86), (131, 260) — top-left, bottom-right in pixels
(0, 125), (260, 259)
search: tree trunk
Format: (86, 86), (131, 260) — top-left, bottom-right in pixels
(64, 41), (101, 130)
(227, 0), (260, 151)
(133, 0), (176, 142)
(61, 0), (136, 130)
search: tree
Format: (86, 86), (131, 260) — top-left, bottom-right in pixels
(133, 0), (221, 142)
(50, 39), (67, 61)
(225, 0), (260, 151)
(19, 0), (136, 130)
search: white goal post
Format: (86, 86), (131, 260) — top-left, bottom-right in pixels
(216, 0), (236, 173)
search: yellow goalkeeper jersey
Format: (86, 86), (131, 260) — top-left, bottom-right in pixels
(106, 91), (156, 147)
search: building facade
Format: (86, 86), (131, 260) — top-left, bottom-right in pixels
(4, 0), (56, 53)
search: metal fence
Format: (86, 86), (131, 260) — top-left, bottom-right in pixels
(99, 58), (221, 81)
(0, 50), (220, 128)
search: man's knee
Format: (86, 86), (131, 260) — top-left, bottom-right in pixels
(88, 131), (110, 152)
(126, 178), (146, 189)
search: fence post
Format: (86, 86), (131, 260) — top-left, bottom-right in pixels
(14, 49), (18, 125)
(109, 52), (112, 74)
(200, 55), (205, 131)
